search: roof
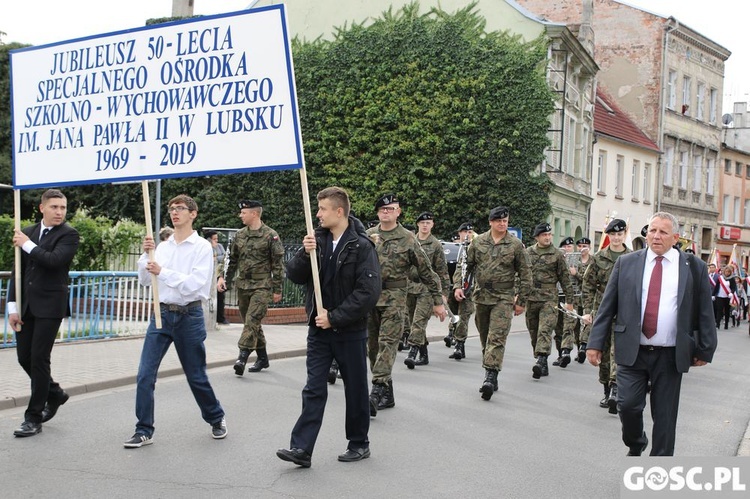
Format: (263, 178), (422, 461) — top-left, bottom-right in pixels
(594, 89), (661, 153)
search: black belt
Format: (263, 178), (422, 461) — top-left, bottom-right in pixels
(639, 345), (675, 351)
(161, 300), (202, 313)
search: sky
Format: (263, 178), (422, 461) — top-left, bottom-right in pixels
(0, 0), (747, 113)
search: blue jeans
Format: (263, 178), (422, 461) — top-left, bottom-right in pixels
(134, 306), (224, 437)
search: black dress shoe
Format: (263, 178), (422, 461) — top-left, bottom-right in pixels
(627, 435), (649, 456)
(276, 447), (311, 468)
(42, 391), (70, 423)
(14, 421), (42, 437)
(338, 447), (370, 462)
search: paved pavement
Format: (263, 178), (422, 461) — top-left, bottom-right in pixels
(2, 313), (749, 456)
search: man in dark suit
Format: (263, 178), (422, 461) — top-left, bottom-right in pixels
(277, 187), (381, 468)
(586, 211), (717, 456)
(8, 189), (80, 437)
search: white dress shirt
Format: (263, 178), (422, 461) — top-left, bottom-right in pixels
(138, 230), (214, 305)
(640, 247), (679, 346)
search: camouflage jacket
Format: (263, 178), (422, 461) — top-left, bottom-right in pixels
(225, 223), (285, 293)
(367, 223), (442, 307)
(570, 255), (591, 306)
(581, 246), (631, 314)
(526, 243), (574, 303)
(407, 234), (450, 296)
(455, 230), (531, 307)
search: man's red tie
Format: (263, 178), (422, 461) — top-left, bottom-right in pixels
(642, 256), (664, 339)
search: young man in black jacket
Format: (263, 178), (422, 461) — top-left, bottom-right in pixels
(277, 187), (381, 468)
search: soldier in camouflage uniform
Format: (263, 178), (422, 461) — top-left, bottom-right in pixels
(572, 237), (592, 363)
(525, 223), (575, 379)
(366, 194), (446, 414)
(581, 219), (631, 414)
(219, 200), (285, 377)
(446, 222), (477, 360)
(403, 212), (451, 369)
(454, 206), (531, 401)
(552, 237), (577, 367)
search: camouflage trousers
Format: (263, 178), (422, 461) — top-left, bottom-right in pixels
(404, 292), (433, 347)
(553, 308), (577, 353)
(474, 301), (514, 371)
(367, 304), (405, 384)
(525, 300), (559, 356)
(598, 328), (616, 386)
(446, 292), (474, 342)
(237, 288), (272, 350)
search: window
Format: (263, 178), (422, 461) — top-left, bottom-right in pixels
(668, 71), (677, 110)
(682, 76), (691, 115)
(597, 151), (606, 192)
(710, 88), (718, 124)
(725, 159), (733, 174)
(707, 159), (715, 193)
(723, 195), (730, 222)
(747, 165), (750, 179)
(745, 199), (750, 225)
(664, 147), (674, 186)
(615, 155), (624, 197)
(679, 151), (688, 189)
(696, 82), (705, 121)
(631, 160), (640, 199)
(567, 117), (576, 174)
(643, 163), (651, 202)
(736, 162), (743, 176)
(735, 197), (741, 224)
(692, 155), (702, 191)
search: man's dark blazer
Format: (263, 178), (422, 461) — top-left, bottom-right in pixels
(9, 222), (80, 319)
(589, 249), (717, 373)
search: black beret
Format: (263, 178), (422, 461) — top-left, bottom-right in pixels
(533, 222), (552, 237)
(416, 212), (433, 223)
(239, 199), (262, 209)
(605, 218), (627, 233)
(559, 237), (574, 247)
(488, 206), (509, 221)
(375, 193), (399, 210)
(576, 237), (591, 245)
(204, 230), (217, 238)
(457, 222), (474, 232)
(641, 225), (649, 238)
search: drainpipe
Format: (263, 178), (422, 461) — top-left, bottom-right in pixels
(657, 18), (678, 213)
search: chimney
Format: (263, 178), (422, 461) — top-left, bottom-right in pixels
(580, 0), (595, 57)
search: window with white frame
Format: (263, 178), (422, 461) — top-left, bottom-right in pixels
(643, 163), (651, 202)
(736, 162), (743, 176)
(696, 82), (705, 121)
(679, 151), (688, 189)
(668, 71), (677, 110)
(707, 159), (715, 193)
(597, 151), (606, 192)
(723, 195), (730, 222)
(567, 117), (576, 174)
(692, 154), (702, 191)
(735, 197), (741, 224)
(664, 147), (674, 186)
(631, 160), (640, 199)
(725, 159), (732, 174)
(710, 88), (718, 124)
(745, 199), (750, 226)
(682, 76), (691, 115)
(615, 155), (624, 197)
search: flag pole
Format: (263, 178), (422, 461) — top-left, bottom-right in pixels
(13, 189), (22, 329)
(142, 181), (162, 329)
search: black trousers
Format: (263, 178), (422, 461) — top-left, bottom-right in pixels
(216, 290), (226, 322)
(290, 328), (369, 454)
(616, 347), (682, 456)
(15, 314), (66, 424)
(713, 297), (731, 328)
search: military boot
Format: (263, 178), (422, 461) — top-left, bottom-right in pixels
(607, 382), (618, 414)
(559, 348), (571, 368)
(404, 345), (420, 369)
(599, 383), (611, 408)
(444, 323), (455, 347)
(377, 380), (395, 410)
(480, 369), (498, 400)
(233, 349), (251, 376)
(247, 348), (270, 372)
(541, 355), (549, 376)
(576, 343), (587, 364)
(328, 359), (339, 385)
(532, 355), (546, 379)
(397, 332), (409, 351)
(552, 348), (563, 366)
(369, 383), (385, 417)
(449, 341), (465, 360)
(414, 345), (429, 366)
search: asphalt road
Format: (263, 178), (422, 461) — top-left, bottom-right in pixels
(2, 326), (749, 499)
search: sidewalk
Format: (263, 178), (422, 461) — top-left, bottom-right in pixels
(0, 313), (527, 411)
